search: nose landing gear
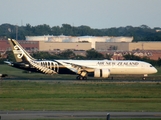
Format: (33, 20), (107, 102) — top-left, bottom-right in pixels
(142, 74), (148, 80)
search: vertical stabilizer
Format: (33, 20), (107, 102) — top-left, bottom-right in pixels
(8, 39), (57, 74)
(8, 38), (36, 62)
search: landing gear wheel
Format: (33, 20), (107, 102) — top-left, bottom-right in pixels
(83, 76), (87, 80)
(142, 77), (146, 80)
(80, 76), (83, 80)
(76, 76), (80, 80)
(76, 76), (87, 80)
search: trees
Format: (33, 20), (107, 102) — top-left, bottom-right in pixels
(123, 54), (142, 60)
(157, 57), (161, 67)
(0, 23), (161, 41)
(59, 50), (76, 59)
(34, 24), (52, 35)
(86, 49), (104, 60)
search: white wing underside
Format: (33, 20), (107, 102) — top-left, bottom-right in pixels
(57, 61), (94, 74)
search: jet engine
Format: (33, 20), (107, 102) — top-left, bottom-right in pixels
(94, 68), (110, 78)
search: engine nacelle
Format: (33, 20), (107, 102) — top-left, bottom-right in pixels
(94, 68), (110, 78)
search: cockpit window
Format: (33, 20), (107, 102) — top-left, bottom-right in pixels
(150, 65), (153, 67)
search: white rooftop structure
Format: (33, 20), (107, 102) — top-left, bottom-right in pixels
(26, 35), (133, 48)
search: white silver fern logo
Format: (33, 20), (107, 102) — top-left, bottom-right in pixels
(13, 45), (24, 59)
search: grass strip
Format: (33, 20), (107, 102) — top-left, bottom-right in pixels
(0, 81), (161, 111)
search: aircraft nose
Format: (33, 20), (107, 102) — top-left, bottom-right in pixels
(153, 67), (158, 73)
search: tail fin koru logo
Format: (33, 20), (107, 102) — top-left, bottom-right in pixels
(13, 45), (24, 59)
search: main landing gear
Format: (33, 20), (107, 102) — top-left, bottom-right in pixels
(76, 70), (88, 80)
(76, 75), (87, 80)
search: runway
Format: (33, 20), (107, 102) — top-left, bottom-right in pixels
(0, 111), (161, 119)
(3, 78), (161, 83)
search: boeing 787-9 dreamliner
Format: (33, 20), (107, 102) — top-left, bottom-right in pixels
(5, 39), (157, 80)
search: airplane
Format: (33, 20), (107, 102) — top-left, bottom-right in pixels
(4, 38), (157, 80)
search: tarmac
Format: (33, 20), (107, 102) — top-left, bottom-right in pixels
(0, 111), (161, 119)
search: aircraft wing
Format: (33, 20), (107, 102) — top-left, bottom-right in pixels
(56, 61), (95, 74)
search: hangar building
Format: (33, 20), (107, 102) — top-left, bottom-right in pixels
(26, 35), (133, 49)
(39, 41), (91, 51)
(96, 42), (161, 51)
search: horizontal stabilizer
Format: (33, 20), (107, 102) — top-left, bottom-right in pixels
(4, 61), (12, 65)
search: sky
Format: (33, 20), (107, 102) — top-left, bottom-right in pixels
(0, 0), (161, 29)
